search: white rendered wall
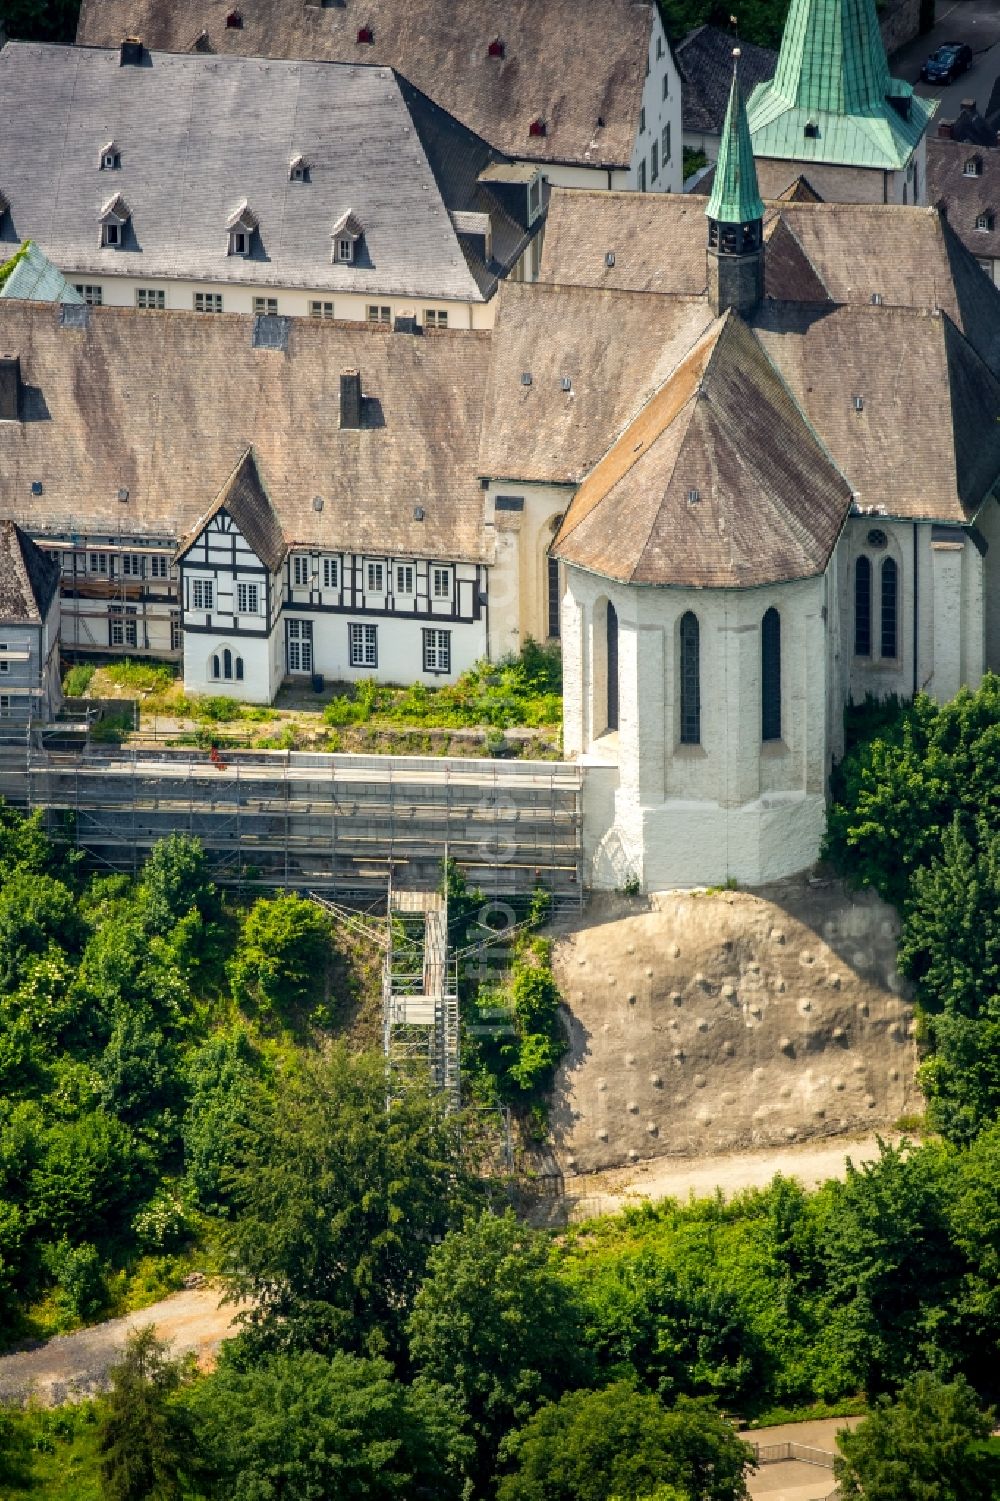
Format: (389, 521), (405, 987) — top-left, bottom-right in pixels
(626, 12), (683, 193)
(564, 565), (834, 891)
(485, 480), (575, 657)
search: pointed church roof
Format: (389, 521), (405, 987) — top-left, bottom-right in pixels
(552, 312), (852, 589)
(706, 56), (765, 225)
(746, 0), (937, 171)
(176, 448), (287, 570)
(0, 519), (61, 623)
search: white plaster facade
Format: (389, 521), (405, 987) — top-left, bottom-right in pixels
(0, 592), (62, 723)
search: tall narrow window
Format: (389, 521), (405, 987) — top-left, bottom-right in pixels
(606, 602), (619, 732)
(547, 554), (561, 639)
(880, 557), (898, 659)
(223, 647), (232, 680)
(761, 608), (781, 742)
(679, 611), (700, 744)
(854, 556), (872, 657)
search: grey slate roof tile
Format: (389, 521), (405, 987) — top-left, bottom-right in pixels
(0, 519), (61, 623)
(677, 25), (777, 137)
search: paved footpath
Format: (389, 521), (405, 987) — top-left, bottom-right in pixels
(0, 1286), (248, 1406)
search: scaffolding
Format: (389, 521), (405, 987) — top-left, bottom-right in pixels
(383, 882), (460, 1108)
(0, 739), (584, 902)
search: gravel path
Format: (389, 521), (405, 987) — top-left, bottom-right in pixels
(0, 1286), (249, 1406)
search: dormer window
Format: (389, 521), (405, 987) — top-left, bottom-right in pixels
(226, 201), (258, 257)
(330, 209), (363, 264)
(965, 156), (983, 177)
(976, 210), (995, 232)
(99, 193), (131, 249)
(289, 155), (309, 183)
(99, 141), (122, 170)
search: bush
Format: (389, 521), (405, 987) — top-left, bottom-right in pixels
(41, 1237), (105, 1323)
(62, 663), (95, 697)
(229, 893), (332, 1019)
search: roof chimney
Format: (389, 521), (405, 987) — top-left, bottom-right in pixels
(340, 369), (362, 430)
(119, 36), (143, 65)
(960, 98), (976, 112)
(938, 119), (954, 138)
(0, 357), (21, 422)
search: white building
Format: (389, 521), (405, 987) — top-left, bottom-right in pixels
(77, 0), (683, 197)
(0, 513), (62, 724)
(0, 41), (546, 330)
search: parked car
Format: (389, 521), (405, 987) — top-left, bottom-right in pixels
(920, 43), (973, 84)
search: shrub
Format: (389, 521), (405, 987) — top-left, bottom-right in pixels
(62, 663), (95, 697)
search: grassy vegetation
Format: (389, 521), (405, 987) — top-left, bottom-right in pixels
(60, 665), (94, 699)
(683, 147), (708, 181)
(0, 241), (31, 292)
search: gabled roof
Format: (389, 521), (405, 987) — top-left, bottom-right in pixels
(75, 0), (660, 170)
(775, 173), (824, 201)
(928, 137), (1000, 267)
(225, 201), (258, 231)
(746, 0), (936, 170)
(330, 210), (364, 240)
(100, 193), (131, 222)
(177, 448), (286, 569)
(0, 518), (61, 623)
(706, 57), (765, 225)
(0, 301), (492, 562)
(677, 25), (777, 138)
(0, 42), (538, 303)
(0, 241), (84, 303)
(938, 105), (999, 148)
(552, 312), (852, 588)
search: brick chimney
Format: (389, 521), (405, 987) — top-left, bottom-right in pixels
(938, 119), (953, 138)
(340, 369), (362, 430)
(0, 357), (21, 422)
(119, 36), (143, 65)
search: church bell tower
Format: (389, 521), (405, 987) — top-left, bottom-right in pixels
(706, 51), (765, 318)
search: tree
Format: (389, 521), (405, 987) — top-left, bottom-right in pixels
(0, 871), (81, 991)
(139, 834), (218, 937)
(182, 1026), (269, 1212)
(29, 1110), (140, 1246)
(98, 1327), (195, 1501)
(229, 892), (331, 1018)
(223, 1046), (477, 1357)
(188, 1349), (468, 1500)
(497, 1383), (753, 1501)
(408, 1209), (591, 1492)
(835, 1372), (1000, 1501)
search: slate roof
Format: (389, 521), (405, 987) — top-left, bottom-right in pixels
(677, 26), (777, 137)
(538, 190), (1000, 373)
(552, 313), (853, 588)
(745, 0), (937, 172)
(177, 448), (287, 569)
(0, 303), (491, 562)
(927, 138), (1000, 266)
(76, 0), (658, 171)
(0, 242), (85, 304)
(0, 42), (537, 303)
(0, 519), (61, 623)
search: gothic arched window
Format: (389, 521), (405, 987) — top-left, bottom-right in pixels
(854, 556), (872, 657)
(679, 611), (700, 744)
(761, 607), (781, 743)
(211, 654), (220, 680)
(880, 557), (898, 660)
(223, 647), (233, 680)
(235, 656), (244, 681)
(606, 602), (619, 732)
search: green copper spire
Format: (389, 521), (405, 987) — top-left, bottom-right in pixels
(706, 55), (765, 227)
(745, 0), (937, 172)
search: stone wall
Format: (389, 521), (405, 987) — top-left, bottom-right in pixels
(880, 0), (924, 58)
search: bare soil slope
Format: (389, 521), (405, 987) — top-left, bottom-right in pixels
(550, 880), (919, 1174)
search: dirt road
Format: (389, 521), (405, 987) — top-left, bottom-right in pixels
(544, 1132), (899, 1223)
(0, 1286), (248, 1407)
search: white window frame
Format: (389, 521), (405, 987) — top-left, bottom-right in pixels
(136, 287), (166, 309)
(336, 237), (355, 263)
(322, 557), (339, 589)
(101, 221), (122, 247)
(287, 618), (314, 673)
(150, 555), (169, 580)
(425, 309), (449, 329)
(236, 581), (260, 615)
(110, 611), (138, 648)
(366, 560), (385, 593)
(349, 622), (378, 668)
(395, 563), (415, 596)
(194, 291), (223, 313)
(0, 645), (8, 675)
(89, 551), (109, 575)
(367, 305), (391, 325)
(976, 212), (995, 232)
(122, 553), (143, 578)
(292, 556), (310, 588)
(253, 296), (278, 315)
(192, 578), (214, 611)
(310, 301), (335, 319)
(74, 284), (103, 305)
(229, 229), (250, 257)
(423, 628), (451, 674)
(431, 565), (452, 600)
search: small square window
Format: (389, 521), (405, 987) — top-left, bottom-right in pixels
(136, 287), (166, 309)
(310, 300), (335, 319)
(425, 309), (449, 329)
(349, 622), (378, 668)
(965, 157), (983, 177)
(367, 304), (391, 325)
(253, 296), (279, 315)
(194, 292), (223, 313)
(976, 212), (995, 232)
(74, 284), (103, 305)
(366, 561), (385, 593)
(101, 150), (121, 170)
(423, 628), (451, 674)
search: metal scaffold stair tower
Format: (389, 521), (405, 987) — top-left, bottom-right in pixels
(383, 879), (460, 1110)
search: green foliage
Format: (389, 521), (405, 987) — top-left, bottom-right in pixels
(229, 892), (331, 1019)
(97, 1327), (195, 1501)
(835, 1371), (1000, 1501)
(182, 1027), (269, 1213)
(222, 1045), (477, 1358)
(41, 1237), (105, 1323)
(497, 1382), (753, 1501)
(682, 147), (708, 181)
(658, 0), (790, 47)
(61, 662), (95, 698)
(188, 1348), (469, 1500)
(1, 0), (81, 43)
(323, 640), (562, 732)
(408, 1209), (592, 1492)
(103, 659), (175, 695)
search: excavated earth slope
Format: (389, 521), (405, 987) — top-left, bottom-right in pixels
(549, 880), (919, 1174)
